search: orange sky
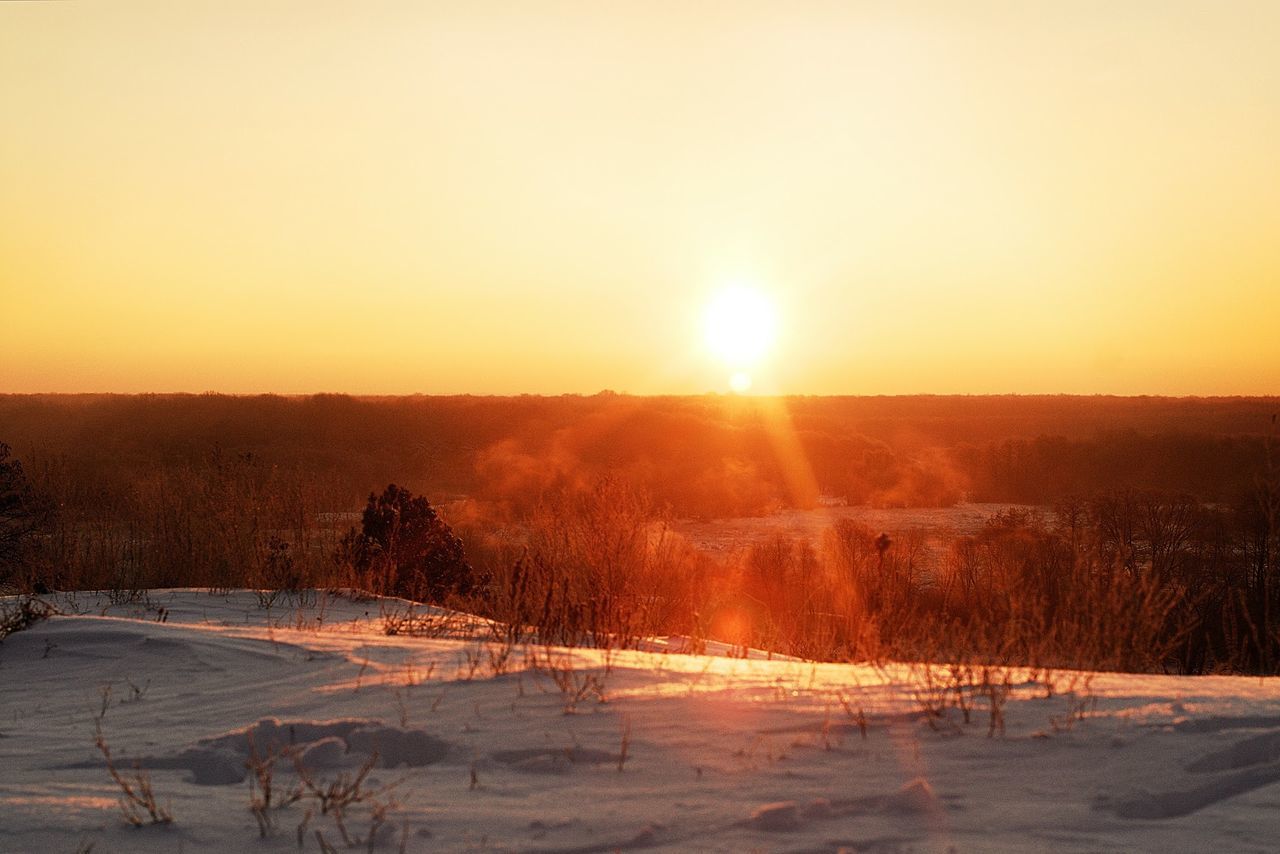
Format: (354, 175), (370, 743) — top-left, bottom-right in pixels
(2, 1), (1278, 395)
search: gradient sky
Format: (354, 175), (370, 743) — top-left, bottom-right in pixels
(2, 1), (1278, 395)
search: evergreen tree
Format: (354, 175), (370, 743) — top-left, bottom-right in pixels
(338, 484), (476, 602)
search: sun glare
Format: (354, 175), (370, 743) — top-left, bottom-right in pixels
(704, 285), (777, 371)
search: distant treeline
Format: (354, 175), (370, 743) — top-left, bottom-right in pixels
(2, 394), (1278, 673)
(0, 393), (1275, 519)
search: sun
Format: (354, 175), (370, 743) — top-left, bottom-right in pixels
(704, 285), (777, 370)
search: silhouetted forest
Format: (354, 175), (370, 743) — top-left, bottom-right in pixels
(0, 393), (1273, 516)
(2, 394), (1277, 674)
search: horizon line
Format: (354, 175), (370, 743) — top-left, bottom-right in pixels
(3, 391), (1279, 402)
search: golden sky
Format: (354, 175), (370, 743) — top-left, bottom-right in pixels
(2, 1), (1278, 395)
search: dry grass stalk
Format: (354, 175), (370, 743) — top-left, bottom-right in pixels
(93, 720), (172, 826)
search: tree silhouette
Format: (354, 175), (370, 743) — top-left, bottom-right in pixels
(0, 443), (53, 586)
(338, 484), (476, 603)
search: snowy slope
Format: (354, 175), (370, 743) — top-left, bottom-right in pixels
(2, 589), (1279, 853)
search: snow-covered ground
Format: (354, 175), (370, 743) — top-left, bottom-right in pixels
(2, 589), (1279, 853)
(671, 503), (1033, 553)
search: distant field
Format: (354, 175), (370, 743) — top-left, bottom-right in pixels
(672, 502), (1034, 553)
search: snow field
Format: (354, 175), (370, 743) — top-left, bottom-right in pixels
(2, 589), (1279, 853)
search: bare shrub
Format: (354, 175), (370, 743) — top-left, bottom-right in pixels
(529, 647), (607, 714)
(293, 751), (399, 849)
(93, 720), (173, 826)
(0, 596), (56, 640)
(1048, 674), (1097, 733)
(480, 478), (704, 652)
(245, 731), (303, 837)
(981, 667), (1012, 737)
